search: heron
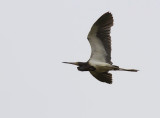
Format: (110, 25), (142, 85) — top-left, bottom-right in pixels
(63, 12), (138, 84)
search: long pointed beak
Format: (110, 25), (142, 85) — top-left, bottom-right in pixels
(62, 62), (79, 66)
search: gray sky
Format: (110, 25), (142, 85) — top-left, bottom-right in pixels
(0, 0), (160, 118)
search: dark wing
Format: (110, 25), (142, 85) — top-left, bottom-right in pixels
(90, 71), (112, 84)
(88, 12), (113, 64)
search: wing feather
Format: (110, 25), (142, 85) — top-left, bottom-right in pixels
(88, 12), (113, 64)
(90, 71), (112, 84)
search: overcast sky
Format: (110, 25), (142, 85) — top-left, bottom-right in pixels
(0, 0), (160, 118)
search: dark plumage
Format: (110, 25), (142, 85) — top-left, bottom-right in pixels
(90, 71), (112, 84)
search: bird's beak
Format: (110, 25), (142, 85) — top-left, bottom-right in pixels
(62, 62), (79, 66)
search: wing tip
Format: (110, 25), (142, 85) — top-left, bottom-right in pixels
(95, 11), (114, 27)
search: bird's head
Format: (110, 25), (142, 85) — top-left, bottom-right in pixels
(63, 62), (95, 71)
(62, 62), (85, 66)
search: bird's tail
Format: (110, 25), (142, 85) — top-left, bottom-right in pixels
(112, 65), (138, 72)
(118, 68), (139, 72)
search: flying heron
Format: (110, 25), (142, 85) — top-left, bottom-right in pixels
(63, 12), (138, 84)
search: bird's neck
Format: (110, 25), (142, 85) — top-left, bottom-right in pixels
(77, 62), (95, 71)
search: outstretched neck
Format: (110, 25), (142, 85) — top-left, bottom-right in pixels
(63, 61), (95, 71)
(77, 62), (96, 71)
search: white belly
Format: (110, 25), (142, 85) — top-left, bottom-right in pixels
(89, 60), (114, 72)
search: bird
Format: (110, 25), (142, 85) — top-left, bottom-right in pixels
(63, 12), (138, 84)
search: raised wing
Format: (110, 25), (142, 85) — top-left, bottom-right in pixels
(87, 12), (113, 64)
(90, 71), (112, 84)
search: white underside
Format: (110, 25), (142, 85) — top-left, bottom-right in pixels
(89, 60), (114, 72)
(87, 24), (113, 73)
(88, 26), (107, 63)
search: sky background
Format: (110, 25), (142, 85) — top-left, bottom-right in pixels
(0, 0), (160, 118)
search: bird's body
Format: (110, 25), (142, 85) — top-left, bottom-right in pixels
(88, 60), (114, 72)
(63, 12), (138, 84)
